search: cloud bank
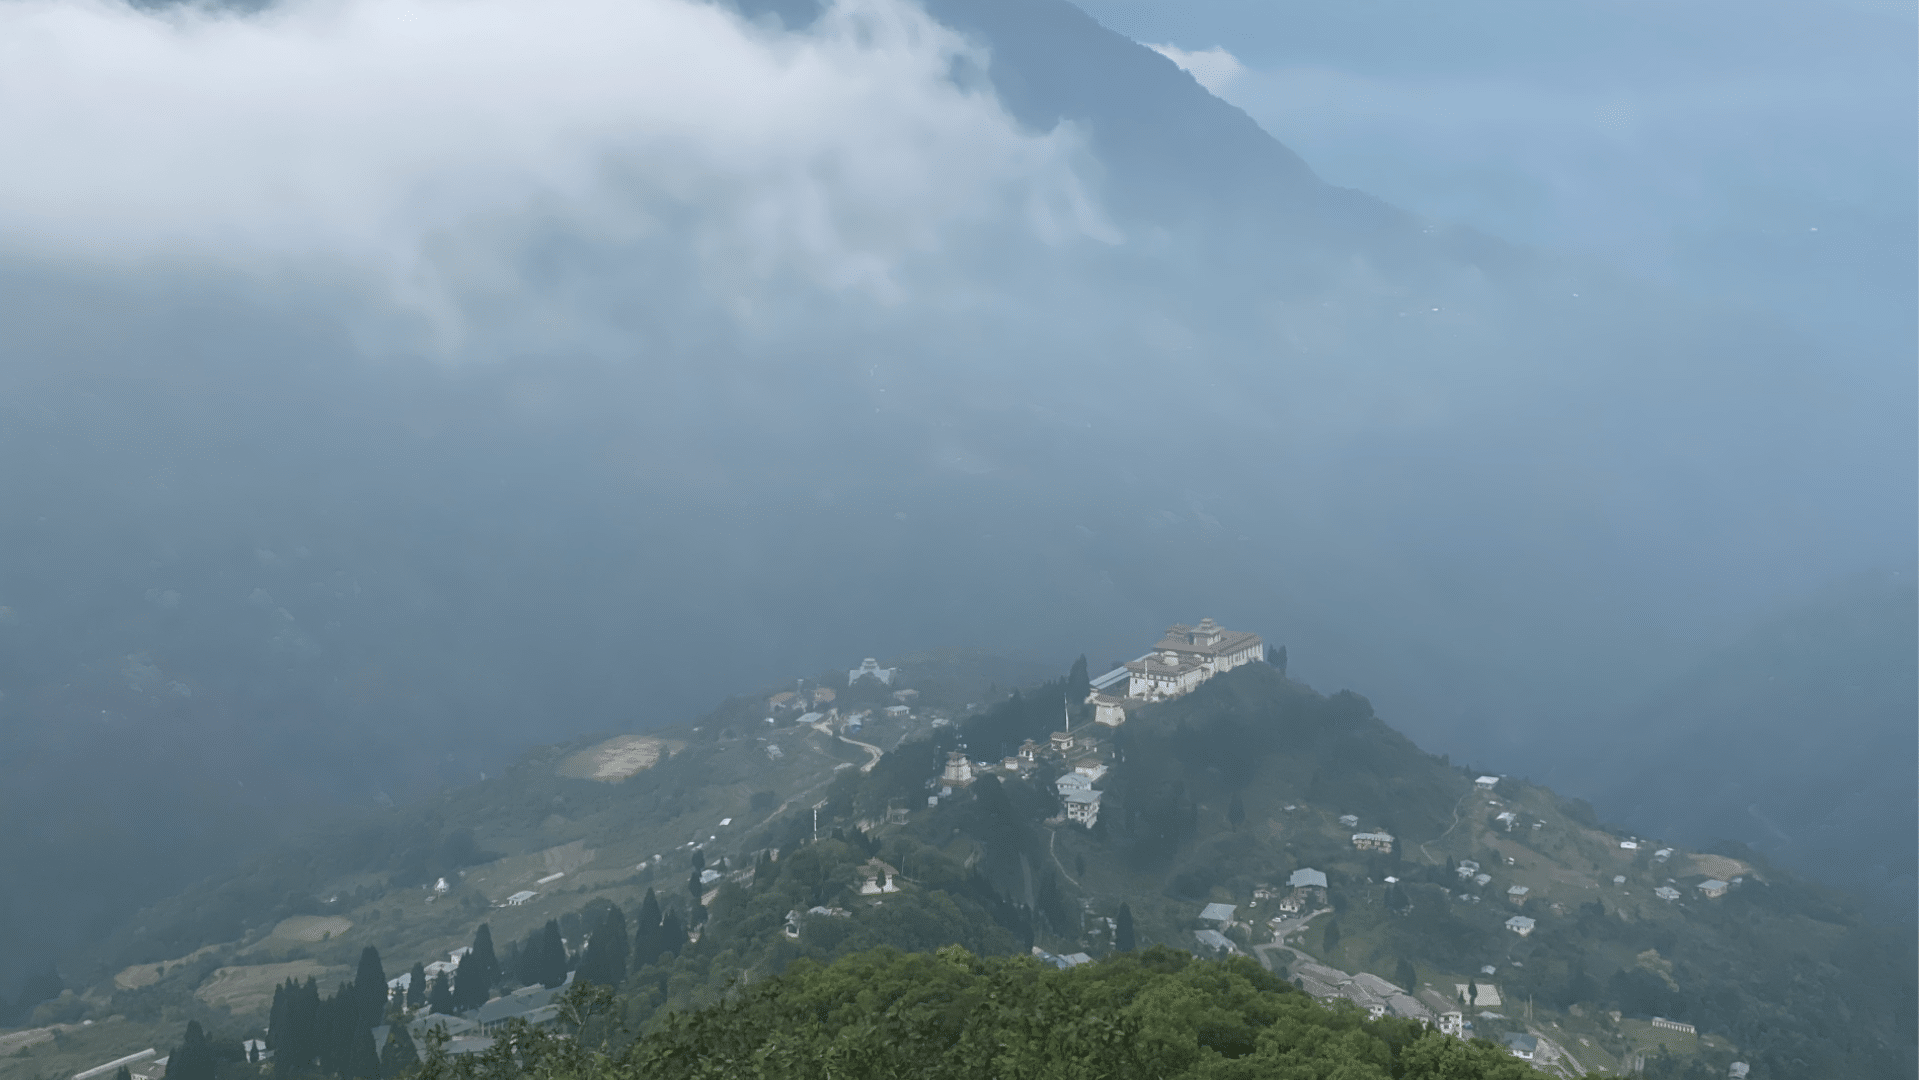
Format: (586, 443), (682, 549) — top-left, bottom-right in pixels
(0, 0), (1112, 346)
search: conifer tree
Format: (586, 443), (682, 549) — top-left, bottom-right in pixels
(344, 1022), (380, 1080)
(169, 1022), (217, 1080)
(354, 947), (388, 1029)
(658, 910), (685, 960)
(1067, 655), (1091, 705)
(577, 904), (629, 987)
(427, 970), (454, 1015)
(317, 985), (354, 1077)
(268, 981), (289, 1059)
(452, 952), (479, 1011)
(631, 889), (663, 971)
(1115, 903), (1136, 952)
(534, 919), (569, 988)
(468, 925), (500, 997)
(405, 963), (426, 1010)
(114, 1066), (132, 1080)
(274, 978), (321, 1078)
(1396, 957), (1418, 994)
(378, 1025), (418, 1078)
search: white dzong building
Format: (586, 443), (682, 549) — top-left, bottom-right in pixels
(1122, 618), (1263, 701)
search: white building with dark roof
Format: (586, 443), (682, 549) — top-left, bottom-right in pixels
(1123, 619), (1263, 701)
(1062, 789), (1102, 826)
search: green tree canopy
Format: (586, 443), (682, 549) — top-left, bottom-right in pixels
(616, 946), (1541, 1080)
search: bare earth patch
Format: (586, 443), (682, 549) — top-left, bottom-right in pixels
(1688, 853), (1752, 881)
(196, 961), (337, 1015)
(114, 943), (226, 989)
(0, 1028), (58, 1056)
(540, 840), (596, 876)
(267, 915), (353, 943)
(556, 735), (680, 782)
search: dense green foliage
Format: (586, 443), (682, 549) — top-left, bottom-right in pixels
(420, 948), (1543, 1080)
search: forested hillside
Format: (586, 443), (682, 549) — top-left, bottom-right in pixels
(428, 948), (1544, 1080)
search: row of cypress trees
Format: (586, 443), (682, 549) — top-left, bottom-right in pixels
(212, 900), (688, 1078)
(264, 946), (389, 1079)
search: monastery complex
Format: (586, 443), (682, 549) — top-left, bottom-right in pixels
(1086, 618), (1264, 727)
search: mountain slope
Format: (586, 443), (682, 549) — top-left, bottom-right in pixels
(10, 659), (1910, 1080)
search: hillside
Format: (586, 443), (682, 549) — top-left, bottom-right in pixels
(5, 656), (1910, 1080)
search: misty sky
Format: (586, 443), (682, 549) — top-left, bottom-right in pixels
(1087, 0), (1917, 360)
(0, 0), (1912, 995)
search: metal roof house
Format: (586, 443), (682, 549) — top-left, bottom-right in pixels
(1198, 902), (1237, 924)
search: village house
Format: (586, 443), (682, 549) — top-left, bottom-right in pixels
(474, 981), (568, 1033)
(848, 658), (896, 686)
(1112, 618), (1264, 701)
(884, 704), (910, 719)
(1655, 886), (1681, 901)
(1351, 831), (1395, 853)
(1198, 902), (1237, 925)
(1504, 1034), (1538, 1061)
(1505, 915), (1535, 937)
(1018, 739), (1042, 762)
(1697, 879), (1729, 899)
(1050, 729), (1075, 753)
(767, 691), (797, 710)
(1288, 867), (1328, 890)
(1194, 928), (1236, 954)
(1062, 788), (1102, 826)
(1056, 771), (1093, 797)
(1474, 776), (1500, 791)
(1055, 770), (1102, 825)
(1455, 860), (1481, 880)
(1338, 814), (1360, 827)
(1279, 867), (1328, 912)
(1507, 885), (1530, 906)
